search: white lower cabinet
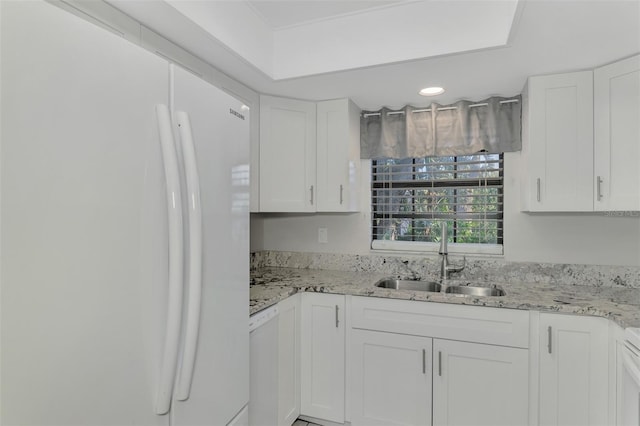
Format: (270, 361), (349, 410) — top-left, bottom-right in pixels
(351, 329), (432, 426)
(350, 296), (531, 426)
(271, 294), (614, 426)
(300, 293), (346, 423)
(350, 331), (529, 426)
(432, 339), (529, 426)
(538, 313), (609, 426)
(278, 294), (301, 426)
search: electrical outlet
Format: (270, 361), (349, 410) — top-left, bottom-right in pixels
(318, 227), (328, 243)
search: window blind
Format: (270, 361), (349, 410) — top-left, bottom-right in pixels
(372, 154), (503, 246)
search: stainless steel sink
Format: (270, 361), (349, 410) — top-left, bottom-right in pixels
(374, 278), (442, 292)
(444, 285), (505, 297)
(374, 278), (506, 296)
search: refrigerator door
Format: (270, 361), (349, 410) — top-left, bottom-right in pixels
(1, 2), (171, 425)
(170, 65), (250, 426)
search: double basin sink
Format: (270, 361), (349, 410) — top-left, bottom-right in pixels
(375, 278), (506, 297)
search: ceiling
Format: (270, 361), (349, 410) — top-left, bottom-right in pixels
(158, 0), (519, 79)
(108, 0), (640, 110)
(246, 0), (405, 30)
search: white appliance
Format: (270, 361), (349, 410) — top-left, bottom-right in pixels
(621, 328), (640, 426)
(1, 2), (250, 425)
(249, 305), (280, 426)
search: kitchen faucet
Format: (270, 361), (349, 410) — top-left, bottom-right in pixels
(439, 225), (466, 280)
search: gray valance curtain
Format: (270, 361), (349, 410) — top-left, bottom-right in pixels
(360, 96), (522, 159)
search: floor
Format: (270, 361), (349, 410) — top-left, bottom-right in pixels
(292, 419), (322, 426)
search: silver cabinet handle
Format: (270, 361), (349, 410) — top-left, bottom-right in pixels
(438, 351), (442, 377)
(335, 305), (339, 328)
(548, 326), (552, 354)
(339, 184), (343, 205)
(422, 349), (426, 374)
(310, 185), (314, 205)
(536, 178), (541, 202)
(597, 176), (603, 201)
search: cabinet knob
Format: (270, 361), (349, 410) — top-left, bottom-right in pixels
(339, 184), (344, 205)
(536, 178), (541, 202)
(310, 185), (314, 205)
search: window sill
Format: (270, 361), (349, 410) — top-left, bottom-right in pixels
(371, 240), (503, 256)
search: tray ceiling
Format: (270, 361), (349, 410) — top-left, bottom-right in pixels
(246, 0), (405, 30)
(163, 0), (520, 79)
(107, 0), (640, 110)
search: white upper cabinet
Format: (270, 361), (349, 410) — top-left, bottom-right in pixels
(521, 71), (594, 212)
(594, 54), (640, 212)
(260, 95), (317, 212)
(259, 96), (361, 213)
(316, 99), (361, 212)
(521, 55), (640, 212)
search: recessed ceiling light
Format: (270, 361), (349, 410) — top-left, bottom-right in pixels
(419, 87), (445, 96)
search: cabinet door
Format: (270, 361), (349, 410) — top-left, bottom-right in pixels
(539, 313), (608, 426)
(524, 71), (594, 211)
(300, 293), (345, 422)
(351, 329), (432, 426)
(594, 54), (640, 211)
(278, 295), (301, 426)
(259, 95), (316, 212)
(316, 99), (361, 212)
(432, 340), (529, 426)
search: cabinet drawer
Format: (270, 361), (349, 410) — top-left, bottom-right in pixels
(351, 296), (530, 348)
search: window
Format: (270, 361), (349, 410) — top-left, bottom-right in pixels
(371, 154), (503, 253)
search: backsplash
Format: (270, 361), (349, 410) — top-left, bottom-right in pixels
(251, 250), (640, 288)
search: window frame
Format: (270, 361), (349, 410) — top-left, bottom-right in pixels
(370, 154), (504, 256)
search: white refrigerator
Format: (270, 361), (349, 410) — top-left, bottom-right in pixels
(1, 1), (250, 425)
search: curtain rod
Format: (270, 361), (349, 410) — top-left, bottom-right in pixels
(363, 98), (519, 118)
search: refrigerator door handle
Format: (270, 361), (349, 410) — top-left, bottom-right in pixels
(155, 104), (185, 415)
(175, 111), (203, 401)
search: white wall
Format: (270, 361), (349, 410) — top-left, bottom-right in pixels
(251, 154), (640, 267)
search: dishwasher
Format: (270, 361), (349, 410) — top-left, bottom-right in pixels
(621, 328), (640, 426)
(249, 305), (279, 426)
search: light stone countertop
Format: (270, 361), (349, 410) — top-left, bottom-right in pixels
(250, 267), (640, 328)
